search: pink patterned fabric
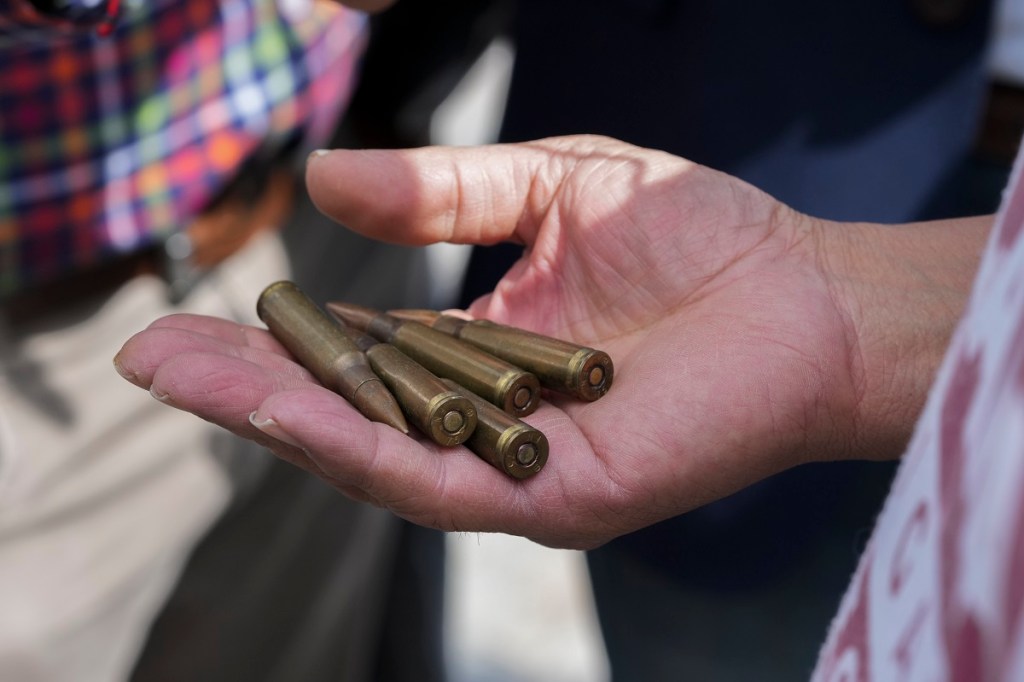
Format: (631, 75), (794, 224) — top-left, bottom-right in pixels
(813, 142), (1024, 681)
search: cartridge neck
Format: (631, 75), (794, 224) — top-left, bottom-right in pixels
(367, 313), (402, 343)
(434, 315), (470, 336)
(338, 325), (379, 352)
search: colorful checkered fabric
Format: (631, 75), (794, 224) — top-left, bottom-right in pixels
(0, 0), (366, 296)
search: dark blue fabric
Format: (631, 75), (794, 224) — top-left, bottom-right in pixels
(500, 0), (991, 221)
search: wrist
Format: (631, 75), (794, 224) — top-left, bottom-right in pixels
(812, 214), (993, 460)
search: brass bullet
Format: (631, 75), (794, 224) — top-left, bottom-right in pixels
(440, 379), (549, 480)
(338, 326), (477, 447)
(327, 302), (542, 418)
(256, 281), (409, 433)
(390, 309), (614, 401)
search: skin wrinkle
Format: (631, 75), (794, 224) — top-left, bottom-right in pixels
(346, 437), (400, 504)
(593, 275), (662, 338)
(149, 360), (323, 484)
(145, 315), (294, 365)
(151, 316), (284, 355)
(767, 362), (823, 466)
(754, 304), (848, 464)
(518, 152), (561, 249)
(807, 219), (871, 460)
(812, 219), (949, 459)
(312, 425), (379, 483)
(550, 163), (656, 333)
(598, 387), (708, 516)
(455, 148), (522, 247)
(278, 392), (433, 509)
(268, 403), (380, 499)
(535, 226), (586, 334)
(140, 329), (315, 387)
(679, 319), (798, 477)
(492, 153), (527, 246)
(656, 203), (771, 314)
(561, 218), (625, 337)
(522, 208), (562, 292)
(158, 361), (265, 415)
(583, 403), (679, 509)
(446, 155), (468, 244)
(398, 453), (454, 518)
(523, 468), (603, 547)
(373, 441), (488, 532)
(573, 152), (636, 210)
(629, 250), (736, 335)
(655, 212), (847, 466)
(568, 497), (629, 549)
(511, 414), (621, 545)
(482, 479), (537, 537)
(632, 247), (682, 318)
(476, 162), (501, 245)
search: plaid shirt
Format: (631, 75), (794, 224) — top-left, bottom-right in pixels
(0, 0), (365, 296)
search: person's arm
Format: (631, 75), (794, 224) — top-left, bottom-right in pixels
(115, 135), (993, 548)
(813, 214), (990, 461)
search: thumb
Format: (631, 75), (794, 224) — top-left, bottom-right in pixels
(304, 136), (613, 247)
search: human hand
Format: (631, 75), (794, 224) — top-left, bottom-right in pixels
(116, 136), (986, 548)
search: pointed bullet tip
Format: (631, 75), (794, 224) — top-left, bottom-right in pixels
(325, 301), (381, 333)
(354, 379), (409, 434)
(387, 309), (440, 326)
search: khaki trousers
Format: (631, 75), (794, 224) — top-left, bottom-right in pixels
(0, 232), (287, 681)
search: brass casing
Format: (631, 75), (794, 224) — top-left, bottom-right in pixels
(362, 343), (477, 447)
(328, 303), (542, 418)
(388, 321), (541, 418)
(256, 281), (407, 432)
(407, 313), (614, 402)
(441, 380), (548, 480)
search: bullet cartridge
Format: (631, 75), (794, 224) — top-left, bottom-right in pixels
(338, 326), (478, 447)
(440, 379), (548, 479)
(327, 302), (542, 418)
(256, 281), (409, 433)
(390, 310), (614, 402)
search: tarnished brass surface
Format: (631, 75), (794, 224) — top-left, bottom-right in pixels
(328, 302), (541, 418)
(256, 281), (408, 433)
(390, 309), (614, 401)
(337, 326), (477, 446)
(440, 379), (548, 480)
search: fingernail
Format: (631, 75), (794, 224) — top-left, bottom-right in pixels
(440, 308), (474, 320)
(250, 412), (307, 452)
(307, 149), (330, 162)
(112, 353), (138, 383)
(150, 386), (172, 403)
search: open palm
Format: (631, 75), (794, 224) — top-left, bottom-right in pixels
(117, 136), (871, 549)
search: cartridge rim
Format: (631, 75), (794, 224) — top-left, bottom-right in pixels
(424, 392), (478, 447)
(495, 425), (549, 479)
(568, 349), (614, 402)
(494, 371), (542, 418)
